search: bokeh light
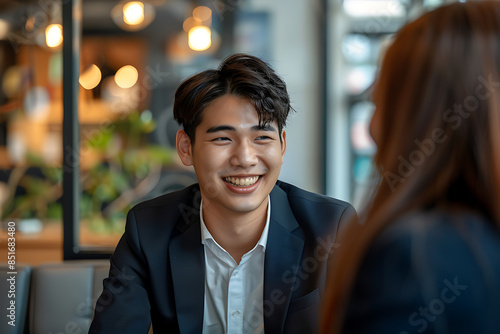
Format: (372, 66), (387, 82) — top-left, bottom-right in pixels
(79, 64), (102, 90)
(123, 1), (145, 26)
(114, 65), (138, 89)
(188, 26), (211, 51)
(193, 6), (212, 23)
(183, 17), (199, 32)
(45, 24), (63, 48)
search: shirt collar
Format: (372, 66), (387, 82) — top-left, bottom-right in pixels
(200, 196), (271, 251)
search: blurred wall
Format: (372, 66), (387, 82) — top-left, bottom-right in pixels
(248, 0), (323, 194)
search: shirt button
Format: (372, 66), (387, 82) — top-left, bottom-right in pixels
(232, 310), (242, 319)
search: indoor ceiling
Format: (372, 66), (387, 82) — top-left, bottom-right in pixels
(0, 0), (207, 40)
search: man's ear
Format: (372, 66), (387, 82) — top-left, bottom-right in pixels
(176, 130), (193, 166)
(280, 130), (287, 162)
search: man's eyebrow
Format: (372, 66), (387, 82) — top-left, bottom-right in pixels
(206, 124), (277, 133)
(206, 125), (236, 133)
(252, 124), (277, 132)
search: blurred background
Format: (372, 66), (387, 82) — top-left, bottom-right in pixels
(0, 0), (459, 263)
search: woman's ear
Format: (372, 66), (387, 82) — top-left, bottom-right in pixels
(176, 130), (193, 166)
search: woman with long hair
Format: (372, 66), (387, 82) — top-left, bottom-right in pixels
(322, 1), (500, 333)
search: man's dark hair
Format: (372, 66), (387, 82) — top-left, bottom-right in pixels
(173, 53), (293, 142)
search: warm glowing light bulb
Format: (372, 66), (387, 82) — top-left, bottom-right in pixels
(193, 6), (212, 22)
(45, 24), (63, 48)
(123, 2), (145, 26)
(0, 19), (10, 39)
(79, 64), (102, 90)
(183, 17), (198, 32)
(114, 65), (138, 88)
(188, 26), (211, 51)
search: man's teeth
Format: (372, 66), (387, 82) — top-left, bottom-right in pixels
(223, 176), (260, 187)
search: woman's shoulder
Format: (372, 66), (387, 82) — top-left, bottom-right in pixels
(347, 209), (500, 333)
(375, 210), (500, 252)
(369, 209), (500, 291)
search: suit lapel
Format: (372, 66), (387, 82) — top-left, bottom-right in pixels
(263, 185), (305, 333)
(169, 191), (205, 334)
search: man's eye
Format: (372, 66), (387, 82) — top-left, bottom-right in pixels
(211, 137), (231, 142)
(256, 136), (272, 141)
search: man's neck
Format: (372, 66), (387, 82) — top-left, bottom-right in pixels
(202, 198), (268, 264)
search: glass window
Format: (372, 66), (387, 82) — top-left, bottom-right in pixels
(2, 0), (315, 262)
(0, 1), (65, 264)
(327, 0), (454, 208)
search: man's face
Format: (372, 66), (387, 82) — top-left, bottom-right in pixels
(176, 94), (286, 216)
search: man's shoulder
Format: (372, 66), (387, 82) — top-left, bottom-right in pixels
(275, 180), (353, 210)
(271, 181), (356, 243)
(274, 180), (357, 229)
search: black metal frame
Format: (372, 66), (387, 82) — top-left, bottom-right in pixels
(62, 0), (112, 260)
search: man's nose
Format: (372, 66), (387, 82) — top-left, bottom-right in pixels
(230, 140), (258, 167)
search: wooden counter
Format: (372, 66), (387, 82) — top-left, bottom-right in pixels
(0, 222), (121, 265)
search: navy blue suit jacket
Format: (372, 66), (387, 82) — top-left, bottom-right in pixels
(89, 181), (356, 334)
(343, 210), (500, 333)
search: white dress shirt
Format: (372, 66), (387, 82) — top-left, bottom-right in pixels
(200, 197), (270, 334)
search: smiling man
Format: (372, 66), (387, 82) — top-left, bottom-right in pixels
(89, 53), (356, 334)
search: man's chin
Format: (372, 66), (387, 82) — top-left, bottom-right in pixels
(225, 198), (269, 215)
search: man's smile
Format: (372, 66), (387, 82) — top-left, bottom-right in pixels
(222, 175), (261, 187)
